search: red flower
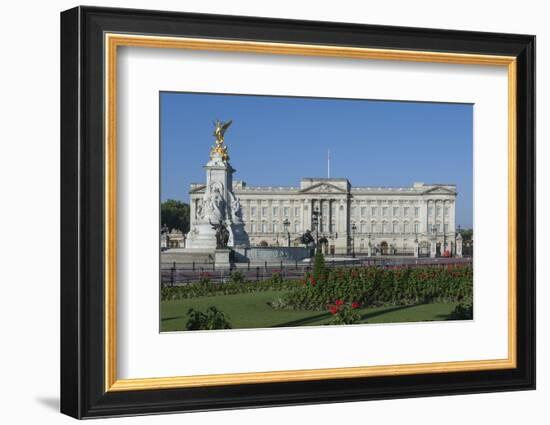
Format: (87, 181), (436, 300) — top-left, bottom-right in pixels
(335, 299), (344, 306)
(351, 302), (361, 309)
(329, 306), (339, 315)
(309, 276), (316, 286)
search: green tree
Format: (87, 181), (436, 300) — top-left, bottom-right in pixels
(460, 228), (473, 242)
(161, 199), (190, 233)
(312, 250), (326, 282)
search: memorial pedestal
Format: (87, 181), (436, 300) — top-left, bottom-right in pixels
(214, 249), (233, 268)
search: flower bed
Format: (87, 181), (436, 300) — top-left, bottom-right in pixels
(161, 273), (302, 301)
(270, 265), (473, 311)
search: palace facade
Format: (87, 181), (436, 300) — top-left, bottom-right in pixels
(190, 177), (459, 256)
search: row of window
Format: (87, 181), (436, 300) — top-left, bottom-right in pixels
(351, 206), (421, 218)
(243, 205), (451, 219)
(248, 222), (301, 234)
(354, 222), (449, 234)
(246, 222), (451, 235)
(354, 222), (421, 234)
(247, 206), (300, 218)
(428, 206), (450, 217)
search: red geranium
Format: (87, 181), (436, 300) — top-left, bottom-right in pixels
(351, 301), (361, 309)
(328, 306), (339, 315)
(335, 299), (344, 306)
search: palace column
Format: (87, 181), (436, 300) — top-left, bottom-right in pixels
(310, 198), (315, 230)
(301, 199), (308, 231)
(328, 199), (333, 233)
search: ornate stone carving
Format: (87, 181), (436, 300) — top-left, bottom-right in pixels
(185, 119), (250, 250)
(229, 191), (243, 223)
(210, 220), (230, 249)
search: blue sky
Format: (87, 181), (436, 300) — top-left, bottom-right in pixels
(161, 92), (473, 228)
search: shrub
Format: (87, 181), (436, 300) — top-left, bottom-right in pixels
(312, 250), (326, 282)
(185, 306), (232, 330)
(199, 277), (212, 286)
(267, 297), (289, 309)
(327, 300), (363, 325)
(161, 276), (303, 301)
(272, 265), (473, 311)
(448, 298), (473, 320)
(228, 270), (245, 284)
(270, 272), (284, 284)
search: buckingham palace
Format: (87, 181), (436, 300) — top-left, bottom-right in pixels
(189, 177), (459, 256)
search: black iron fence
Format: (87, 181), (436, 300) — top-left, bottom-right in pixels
(160, 257), (472, 286)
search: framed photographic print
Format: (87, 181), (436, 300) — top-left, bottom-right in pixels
(60, 6), (535, 419)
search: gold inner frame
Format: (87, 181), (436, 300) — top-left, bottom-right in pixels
(104, 33), (517, 392)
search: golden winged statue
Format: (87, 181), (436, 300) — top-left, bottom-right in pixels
(210, 119), (232, 161)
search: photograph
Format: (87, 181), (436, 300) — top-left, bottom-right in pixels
(159, 92), (474, 332)
(56, 4), (536, 420)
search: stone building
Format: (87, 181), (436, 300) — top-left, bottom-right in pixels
(189, 178), (459, 256)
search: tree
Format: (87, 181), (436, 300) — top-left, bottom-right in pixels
(459, 228), (473, 242)
(312, 250), (326, 282)
(161, 199), (190, 233)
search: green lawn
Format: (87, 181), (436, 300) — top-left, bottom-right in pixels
(160, 290), (461, 332)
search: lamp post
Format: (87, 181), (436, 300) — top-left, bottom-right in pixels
(367, 232), (372, 257)
(283, 218), (290, 248)
(443, 224), (447, 256)
(351, 222), (357, 258)
(430, 224), (438, 257)
(312, 207), (320, 252)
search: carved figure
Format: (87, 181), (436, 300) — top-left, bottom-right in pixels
(210, 220), (230, 249)
(210, 120), (232, 161)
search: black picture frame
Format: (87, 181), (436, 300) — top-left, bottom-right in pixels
(61, 5), (535, 419)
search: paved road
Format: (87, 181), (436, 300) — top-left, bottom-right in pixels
(161, 256), (472, 286)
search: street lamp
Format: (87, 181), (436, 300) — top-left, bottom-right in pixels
(312, 207), (320, 252)
(351, 222), (357, 258)
(430, 224), (438, 257)
(443, 224), (447, 256)
(283, 218), (290, 248)
(366, 232), (372, 257)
